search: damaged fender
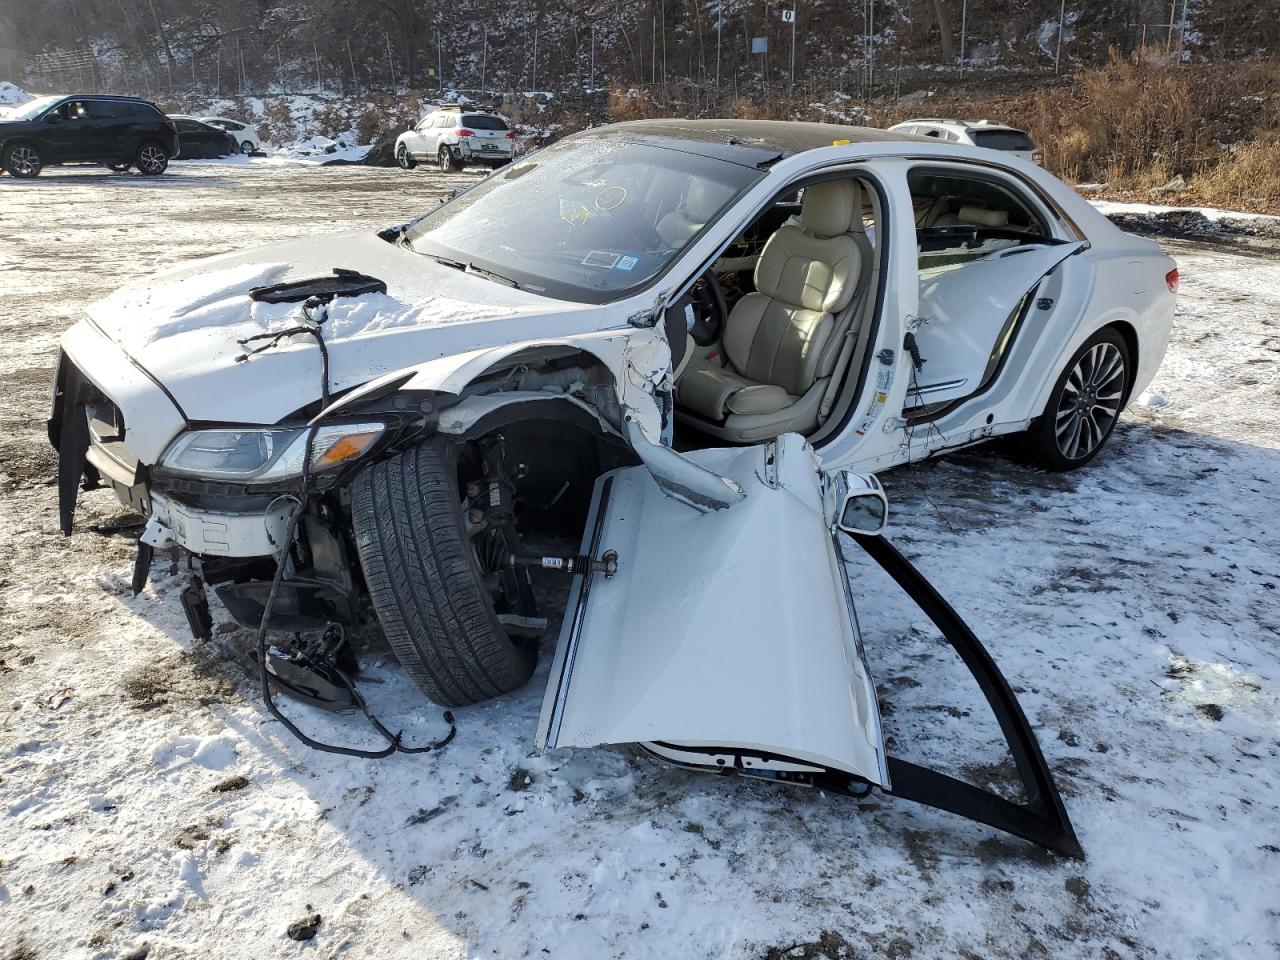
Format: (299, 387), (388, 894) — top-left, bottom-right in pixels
(331, 328), (746, 511)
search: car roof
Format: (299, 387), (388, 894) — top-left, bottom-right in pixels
(57, 94), (157, 104)
(571, 118), (927, 165)
(898, 117), (1027, 133)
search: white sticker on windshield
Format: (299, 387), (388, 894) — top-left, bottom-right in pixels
(615, 255), (639, 272)
(582, 250), (621, 269)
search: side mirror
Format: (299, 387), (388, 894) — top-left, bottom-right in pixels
(827, 471), (888, 536)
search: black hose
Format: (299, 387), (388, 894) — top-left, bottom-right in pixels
(247, 296), (456, 758)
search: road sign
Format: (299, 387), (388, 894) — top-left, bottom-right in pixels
(751, 36), (768, 54)
(781, 9), (795, 22)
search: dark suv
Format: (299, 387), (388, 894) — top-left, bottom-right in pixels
(0, 94), (179, 177)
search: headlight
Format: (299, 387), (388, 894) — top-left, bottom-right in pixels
(159, 423), (385, 481)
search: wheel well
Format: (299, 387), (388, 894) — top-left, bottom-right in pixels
(1103, 320), (1140, 407)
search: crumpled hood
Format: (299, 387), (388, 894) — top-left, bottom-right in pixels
(87, 229), (601, 424)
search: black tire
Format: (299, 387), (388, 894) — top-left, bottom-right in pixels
(1023, 327), (1131, 471)
(396, 143), (416, 170)
(438, 145), (459, 172)
(4, 142), (42, 178)
(135, 141), (168, 176)
(351, 438), (536, 707)
(240, 140), (255, 156)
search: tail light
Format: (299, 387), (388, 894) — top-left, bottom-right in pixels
(164, 119), (177, 132)
(506, 130), (517, 139)
(1031, 149), (1044, 165)
(1165, 267), (1180, 292)
(457, 129), (474, 137)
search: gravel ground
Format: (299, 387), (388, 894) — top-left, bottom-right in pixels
(0, 161), (1277, 959)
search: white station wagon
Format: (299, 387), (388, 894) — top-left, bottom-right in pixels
(52, 120), (1177, 856)
(395, 104), (515, 172)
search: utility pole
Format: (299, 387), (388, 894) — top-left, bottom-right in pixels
(589, 24), (596, 89)
(532, 29), (538, 91)
(314, 40), (321, 92)
(347, 39), (357, 94)
(868, 0), (874, 91)
(783, 7), (796, 87)
(481, 27), (487, 93)
(715, 6), (722, 89)
(1054, 0), (1066, 74)
(276, 42), (284, 93)
(437, 28), (443, 91)
(384, 32), (395, 89)
(959, 0), (967, 78)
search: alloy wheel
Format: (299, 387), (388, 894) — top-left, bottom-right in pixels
(240, 141), (254, 156)
(1054, 341), (1125, 460)
(9, 145), (40, 177)
(138, 145), (166, 175)
(397, 145), (410, 168)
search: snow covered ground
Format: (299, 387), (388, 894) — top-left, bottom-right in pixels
(1, 163), (1278, 959)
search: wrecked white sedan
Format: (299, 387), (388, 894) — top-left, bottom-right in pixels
(51, 120), (1177, 857)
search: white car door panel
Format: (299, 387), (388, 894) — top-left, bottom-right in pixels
(536, 432), (888, 787)
(910, 241), (1086, 406)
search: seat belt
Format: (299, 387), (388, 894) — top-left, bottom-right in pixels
(819, 256), (876, 420)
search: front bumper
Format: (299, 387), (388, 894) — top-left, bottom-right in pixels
(142, 490), (290, 558)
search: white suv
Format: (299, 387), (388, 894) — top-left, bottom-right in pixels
(395, 106), (515, 172)
(887, 118), (1042, 164)
(200, 116), (260, 155)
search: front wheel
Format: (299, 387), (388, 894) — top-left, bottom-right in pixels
(396, 143), (416, 170)
(1023, 328), (1131, 470)
(351, 438), (537, 707)
(240, 140), (255, 156)
(438, 145), (459, 172)
(135, 142), (168, 176)
(4, 142), (42, 178)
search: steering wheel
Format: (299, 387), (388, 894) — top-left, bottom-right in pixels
(685, 270), (730, 347)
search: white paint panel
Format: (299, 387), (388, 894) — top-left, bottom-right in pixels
(537, 433), (887, 785)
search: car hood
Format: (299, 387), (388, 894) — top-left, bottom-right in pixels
(86, 229), (602, 425)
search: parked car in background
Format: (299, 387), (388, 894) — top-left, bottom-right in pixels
(200, 115), (260, 155)
(395, 104), (515, 172)
(887, 118), (1043, 164)
(166, 116), (238, 160)
(0, 94), (178, 177)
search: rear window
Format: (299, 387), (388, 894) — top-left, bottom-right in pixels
(969, 129), (1035, 151)
(462, 114), (508, 131)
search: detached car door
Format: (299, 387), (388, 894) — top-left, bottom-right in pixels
(536, 432), (889, 787)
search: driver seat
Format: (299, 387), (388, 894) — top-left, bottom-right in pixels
(676, 180), (867, 442)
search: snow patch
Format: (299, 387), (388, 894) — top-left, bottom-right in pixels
(1137, 391), (1167, 408)
(152, 734), (237, 771)
(0, 81), (30, 106)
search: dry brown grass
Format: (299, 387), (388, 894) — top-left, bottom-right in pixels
(598, 55), (1280, 213)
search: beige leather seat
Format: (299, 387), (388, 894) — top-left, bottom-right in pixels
(932, 204), (1010, 228)
(657, 178), (734, 248)
(676, 180), (869, 442)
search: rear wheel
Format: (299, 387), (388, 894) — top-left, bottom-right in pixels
(1024, 328), (1130, 470)
(396, 143), (416, 169)
(438, 145), (459, 172)
(240, 140), (255, 156)
(4, 142), (42, 178)
(135, 142), (168, 176)
(351, 437), (537, 707)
